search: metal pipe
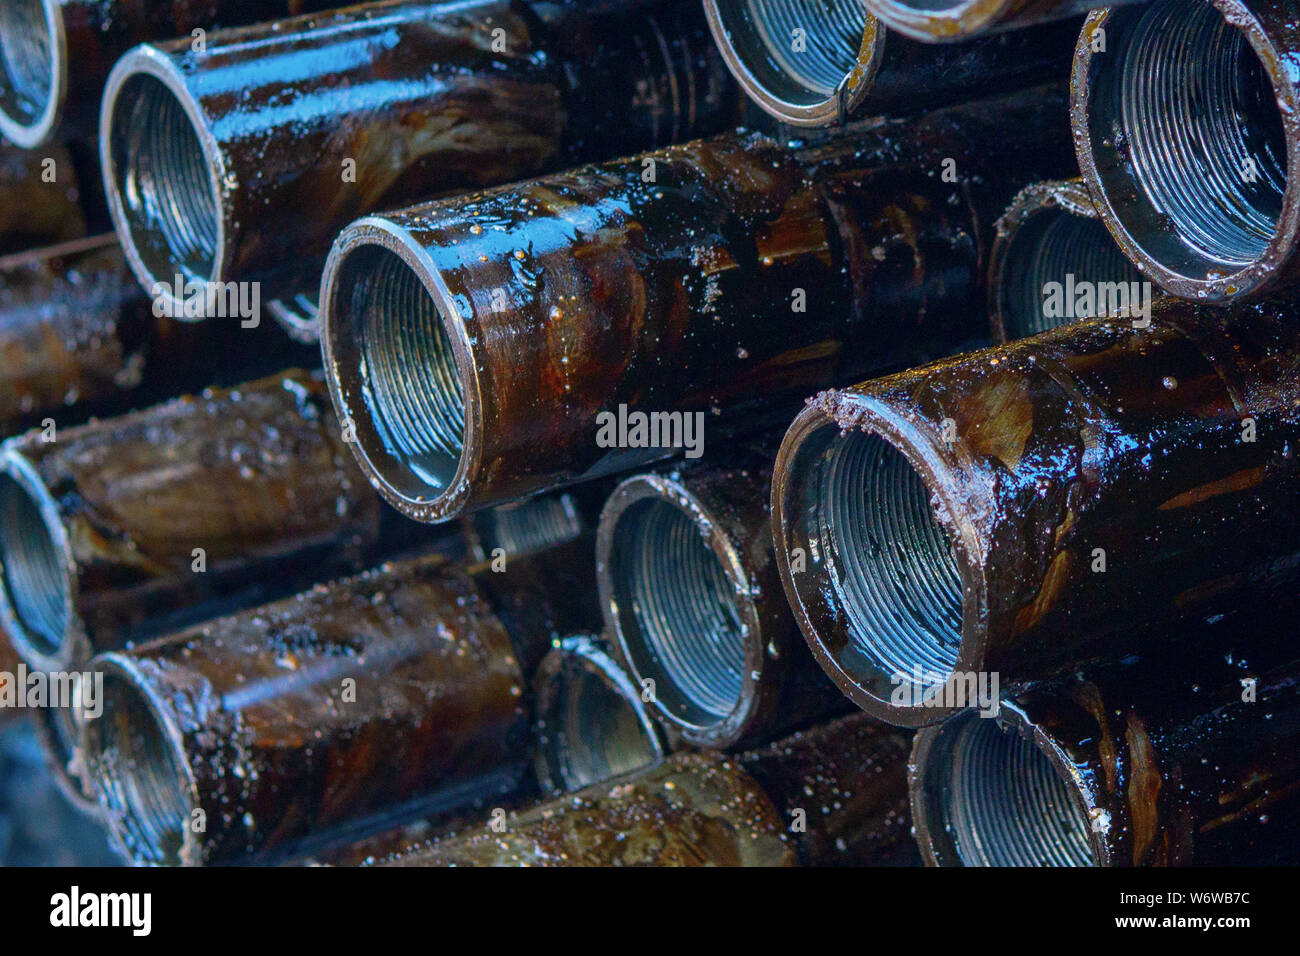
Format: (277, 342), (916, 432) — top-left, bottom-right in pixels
(911, 614), (1300, 865)
(1072, 0), (1300, 304)
(321, 84), (1074, 523)
(380, 713), (917, 866)
(0, 0), (344, 148)
(0, 141), (84, 252)
(597, 445), (847, 750)
(860, 0), (1137, 42)
(772, 295), (1300, 727)
(533, 632), (670, 796)
(702, 0), (1078, 126)
(461, 492), (587, 566)
(99, 0), (736, 323)
(988, 179), (1143, 342)
(80, 546), (594, 866)
(0, 369), (386, 674)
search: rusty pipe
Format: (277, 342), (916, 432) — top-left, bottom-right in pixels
(861, 0), (1138, 42)
(988, 179), (1143, 342)
(380, 713), (917, 866)
(0, 0), (346, 148)
(321, 84), (1075, 523)
(702, 0), (1078, 127)
(99, 0), (735, 322)
(597, 446), (847, 750)
(911, 614), (1300, 865)
(772, 295), (1300, 727)
(1072, 0), (1300, 304)
(80, 546), (595, 866)
(532, 632), (670, 797)
(0, 141), (84, 252)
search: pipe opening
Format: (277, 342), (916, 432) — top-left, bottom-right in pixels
(107, 73), (219, 286)
(0, 471), (68, 658)
(1087, 0), (1288, 278)
(710, 0), (870, 108)
(999, 208), (1142, 339)
(0, 0), (55, 135)
(474, 494), (582, 559)
(541, 664), (662, 792)
(329, 244), (466, 501)
(610, 498), (747, 728)
(934, 714), (1092, 866)
(89, 673), (189, 866)
(808, 430), (962, 692)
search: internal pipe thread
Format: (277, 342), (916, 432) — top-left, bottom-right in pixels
(552, 667), (661, 791)
(478, 495), (582, 557)
(942, 716), (1092, 866)
(815, 432), (962, 686)
(0, 0), (54, 127)
(744, 0), (866, 96)
(0, 472), (67, 656)
(613, 499), (746, 722)
(1116, 0), (1286, 267)
(1006, 210), (1142, 338)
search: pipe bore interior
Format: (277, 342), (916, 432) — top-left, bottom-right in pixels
(90, 673), (189, 866)
(807, 430), (962, 693)
(710, 0), (869, 107)
(106, 73), (219, 286)
(0, 470), (68, 659)
(999, 208), (1142, 339)
(610, 498), (747, 728)
(328, 244), (466, 501)
(0, 0), (56, 138)
(542, 664), (662, 792)
(1085, 0), (1288, 280)
(932, 713), (1093, 866)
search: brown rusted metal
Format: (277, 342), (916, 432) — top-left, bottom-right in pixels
(321, 84), (1074, 523)
(861, 0), (1132, 42)
(80, 545), (595, 866)
(0, 370), (391, 675)
(533, 632), (670, 797)
(99, 0), (736, 324)
(1072, 0), (1300, 304)
(773, 294), (1300, 727)
(911, 611), (1300, 866)
(988, 179), (1143, 342)
(379, 713), (917, 866)
(0, 141), (84, 251)
(597, 443), (847, 750)
(0, 0), (344, 148)
(702, 0), (1078, 126)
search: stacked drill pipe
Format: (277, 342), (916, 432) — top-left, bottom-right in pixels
(1072, 0), (1300, 304)
(596, 444), (847, 750)
(378, 713), (917, 866)
(0, 142), (84, 253)
(320, 84), (1075, 524)
(533, 633), (671, 797)
(861, 0), (1136, 41)
(99, 0), (736, 329)
(988, 179), (1143, 342)
(701, 0), (1079, 126)
(0, 235), (317, 435)
(0, 0), (351, 148)
(79, 544), (596, 866)
(911, 611), (1300, 866)
(772, 294), (1300, 728)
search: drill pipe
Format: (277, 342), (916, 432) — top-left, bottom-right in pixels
(860, 0), (1138, 42)
(461, 491), (588, 565)
(0, 235), (316, 433)
(0, 0), (345, 148)
(99, 0), (735, 321)
(320, 84), (1075, 523)
(988, 179), (1142, 342)
(702, 0), (1078, 127)
(597, 447), (847, 750)
(80, 547), (595, 866)
(380, 713), (917, 866)
(910, 615), (1300, 866)
(0, 370), (388, 675)
(772, 295), (1300, 727)
(533, 633), (670, 797)
(1072, 0), (1300, 304)
(0, 142), (84, 252)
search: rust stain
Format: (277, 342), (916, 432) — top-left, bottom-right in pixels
(1013, 549), (1072, 632)
(1125, 713), (1161, 864)
(956, 372), (1034, 472)
(1157, 467), (1266, 511)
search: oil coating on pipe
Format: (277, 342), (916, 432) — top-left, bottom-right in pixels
(0, 142), (84, 251)
(860, 0), (1137, 43)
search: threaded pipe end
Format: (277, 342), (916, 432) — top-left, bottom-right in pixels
(0, 463), (69, 662)
(0, 0), (58, 146)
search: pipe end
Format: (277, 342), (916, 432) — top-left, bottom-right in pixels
(0, 0), (63, 149)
